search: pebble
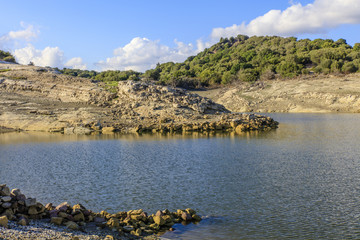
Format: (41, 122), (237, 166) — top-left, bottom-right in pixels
(0, 220), (127, 240)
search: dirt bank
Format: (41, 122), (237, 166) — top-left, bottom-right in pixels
(195, 74), (360, 113)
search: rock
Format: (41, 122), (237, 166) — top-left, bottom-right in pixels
(131, 228), (142, 236)
(0, 186), (10, 196)
(102, 127), (116, 133)
(24, 198), (37, 207)
(0, 216), (8, 228)
(50, 217), (63, 225)
(10, 188), (21, 197)
(28, 206), (38, 215)
(181, 212), (192, 221)
(94, 217), (106, 223)
(18, 216), (29, 226)
(2, 209), (14, 220)
(122, 225), (134, 232)
(73, 127), (92, 134)
(128, 209), (143, 215)
(104, 235), (114, 240)
(1, 196), (11, 202)
(49, 209), (59, 218)
(55, 202), (70, 212)
(45, 203), (54, 211)
(106, 218), (120, 229)
(1, 202), (12, 209)
(73, 212), (85, 222)
(65, 221), (79, 230)
(58, 212), (69, 218)
(153, 215), (165, 226)
(72, 203), (86, 211)
(192, 214), (202, 222)
(186, 208), (196, 215)
(155, 210), (163, 217)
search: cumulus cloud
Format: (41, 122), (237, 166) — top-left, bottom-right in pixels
(13, 44), (87, 69)
(64, 57), (87, 70)
(13, 44), (65, 67)
(211, 0), (360, 40)
(0, 22), (39, 49)
(95, 37), (198, 72)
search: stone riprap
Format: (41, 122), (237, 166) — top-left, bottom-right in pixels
(0, 184), (201, 239)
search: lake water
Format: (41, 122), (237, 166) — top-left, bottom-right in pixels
(1, 113), (360, 239)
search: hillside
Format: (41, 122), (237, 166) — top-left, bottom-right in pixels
(0, 63), (277, 133)
(193, 73), (360, 113)
(144, 35), (360, 88)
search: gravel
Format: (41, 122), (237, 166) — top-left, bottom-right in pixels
(0, 219), (127, 240)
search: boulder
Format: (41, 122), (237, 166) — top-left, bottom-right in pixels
(1, 202), (12, 209)
(0, 215), (8, 228)
(10, 188), (21, 197)
(24, 198), (37, 207)
(0, 186), (10, 196)
(181, 212), (192, 221)
(18, 216), (29, 226)
(28, 206), (38, 215)
(50, 217), (63, 225)
(65, 221), (79, 230)
(55, 202), (70, 212)
(1, 196), (11, 202)
(153, 215), (165, 226)
(73, 212), (85, 222)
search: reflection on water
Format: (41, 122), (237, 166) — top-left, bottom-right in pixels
(0, 129), (277, 145)
(1, 113), (360, 239)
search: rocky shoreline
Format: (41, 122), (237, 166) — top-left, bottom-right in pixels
(0, 63), (278, 134)
(0, 184), (201, 239)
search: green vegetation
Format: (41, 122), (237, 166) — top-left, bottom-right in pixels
(4, 35), (360, 89)
(0, 50), (16, 63)
(59, 68), (141, 91)
(143, 35), (360, 88)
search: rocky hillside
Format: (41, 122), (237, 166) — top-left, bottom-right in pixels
(196, 73), (360, 113)
(0, 63), (278, 134)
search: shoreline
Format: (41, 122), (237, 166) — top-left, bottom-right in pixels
(0, 185), (201, 240)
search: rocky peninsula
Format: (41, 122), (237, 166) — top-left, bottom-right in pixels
(0, 63), (278, 134)
(0, 184), (201, 239)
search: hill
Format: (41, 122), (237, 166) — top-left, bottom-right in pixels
(144, 35), (360, 88)
(0, 63), (277, 133)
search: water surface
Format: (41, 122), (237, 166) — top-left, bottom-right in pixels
(1, 113), (360, 239)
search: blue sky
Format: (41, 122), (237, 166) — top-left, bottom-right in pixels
(1, 0), (360, 71)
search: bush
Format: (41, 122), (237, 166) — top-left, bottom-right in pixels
(3, 56), (16, 63)
(237, 69), (259, 82)
(342, 62), (358, 74)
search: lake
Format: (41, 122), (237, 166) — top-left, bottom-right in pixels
(1, 113), (360, 239)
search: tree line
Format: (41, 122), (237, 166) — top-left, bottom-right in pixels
(3, 35), (360, 89)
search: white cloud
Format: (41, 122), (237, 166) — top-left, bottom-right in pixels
(65, 57), (87, 70)
(95, 37), (198, 72)
(13, 44), (64, 67)
(0, 22), (39, 49)
(13, 44), (87, 70)
(211, 0), (360, 40)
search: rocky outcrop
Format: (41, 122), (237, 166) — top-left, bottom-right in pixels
(0, 65), (114, 105)
(117, 80), (228, 114)
(0, 63), (278, 134)
(0, 184), (201, 238)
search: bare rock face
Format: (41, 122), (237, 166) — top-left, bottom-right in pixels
(0, 65), (115, 105)
(117, 81), (229, 114)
